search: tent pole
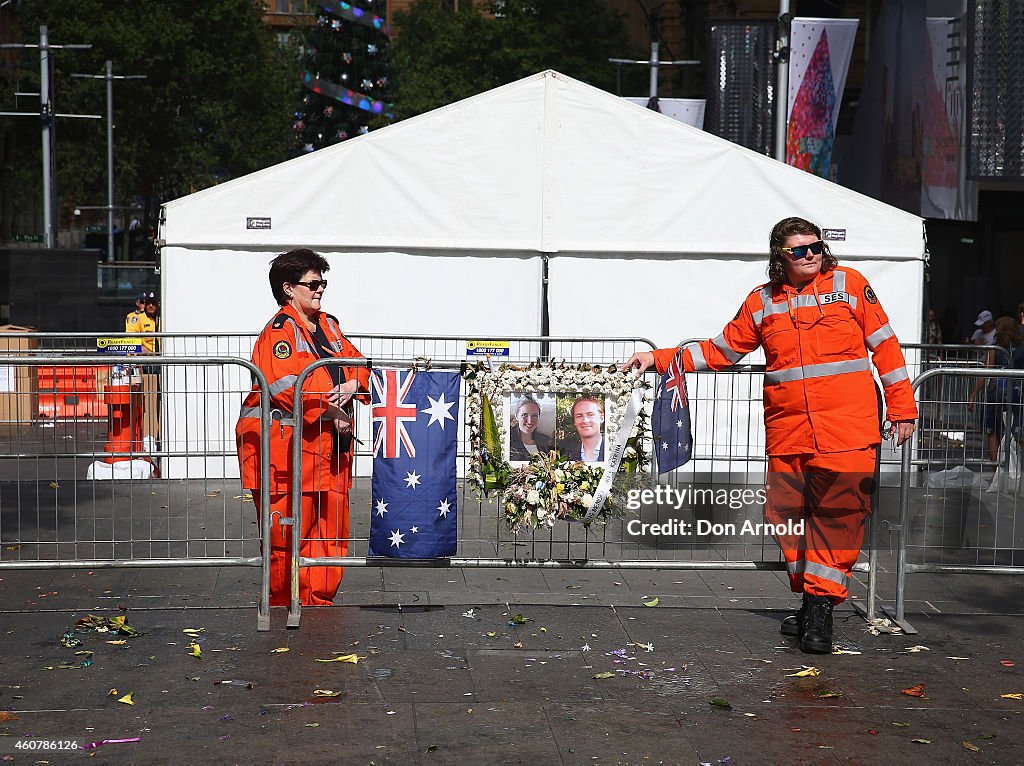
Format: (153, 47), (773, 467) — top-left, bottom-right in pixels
(541, 253), (550, 360)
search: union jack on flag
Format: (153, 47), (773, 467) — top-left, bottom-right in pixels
(664, 350), (687, 412)
(371, 368), (418, 459)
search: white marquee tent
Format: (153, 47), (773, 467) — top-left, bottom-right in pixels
(160, 70), (925, 479)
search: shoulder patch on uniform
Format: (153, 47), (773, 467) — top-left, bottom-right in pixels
(864, 285), (878, 304)
(272, 313), (289, 329)
(128, 315), (137, 325)
(326, 313), (340, 324)
(273, 340), (292, 359)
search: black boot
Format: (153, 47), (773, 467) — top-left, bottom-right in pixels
(800, 595), (834, 654)
(780, 593), (809, 636)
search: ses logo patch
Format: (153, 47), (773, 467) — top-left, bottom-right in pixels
(273, 341), (292, 359)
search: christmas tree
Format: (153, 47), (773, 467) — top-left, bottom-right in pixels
(295, 1), (393, 151)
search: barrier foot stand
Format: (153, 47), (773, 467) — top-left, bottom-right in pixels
(880, 604), (918, 635)
(257, 609), (270, 632)
(849, 599), (918, 635)
(286, 605), (301, 629)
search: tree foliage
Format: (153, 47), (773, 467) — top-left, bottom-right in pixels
(2, 0), (295, 237)
(392, 0), (637, 120)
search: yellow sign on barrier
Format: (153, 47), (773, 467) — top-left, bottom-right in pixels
(466, 340), (510, 357)
(97, 337), (144, 355)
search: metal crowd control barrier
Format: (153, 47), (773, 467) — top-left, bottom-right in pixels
(284, 352), (807, 628)
(882, 367), (1024, 633)
(0, 356), (274, 631)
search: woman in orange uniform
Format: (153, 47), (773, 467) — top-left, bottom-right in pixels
(624, 217), (917, 653)
(236, 248), (369, 606)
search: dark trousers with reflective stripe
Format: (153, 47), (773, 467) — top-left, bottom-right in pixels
(252, 488), (349, 606)
(764, 447), (877, 604)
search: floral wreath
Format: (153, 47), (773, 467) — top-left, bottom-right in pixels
(464, 361), (651, 532)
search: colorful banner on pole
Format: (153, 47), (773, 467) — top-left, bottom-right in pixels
(368, 368), (459, 559)
(786, 18), (858, 178)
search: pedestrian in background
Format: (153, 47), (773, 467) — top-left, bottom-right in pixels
(623, 216), (917, 654)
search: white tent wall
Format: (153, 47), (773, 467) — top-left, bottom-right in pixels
(159, 70), (926, 483)
(161, 248), (543, 480)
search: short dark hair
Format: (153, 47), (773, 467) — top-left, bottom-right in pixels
(767, 216), (838, 285)
(268, 248), (330, 306)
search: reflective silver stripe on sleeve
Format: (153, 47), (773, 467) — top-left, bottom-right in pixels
(832, 270), (846, 293)
(283, 318), (314, 354)
(880, 366), (910, 386)
(752, 288), (772, 324)
(787, 560), (805, 575)
(686, 343), (708, 371)
(238, 406), (263, 419)
(764, 357), (871, 384)
(803, 561), (851, 588)
(269, 374), (298, 396)
(865, 324), (895, 350)
(712, 333), (744, 364)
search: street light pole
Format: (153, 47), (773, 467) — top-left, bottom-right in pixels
(609, 41), (699, 105)
(71, 61), (145, 262)
(774, 2), (792, 162)
(40, 26), (54, 247)
(0, 26), (92, 248)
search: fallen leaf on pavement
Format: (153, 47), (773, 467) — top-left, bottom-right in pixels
(785, 666), (821, 677)
(117, 692), (135, 705)
(643, 597), (660, 607)
(312, 689), (342, 697)
(901, 684), (926, 697)
(188, 641), (202, 658)
(962, 741), (980, 752)
(592, 672), (616, 680)
(999, 693), (1023, 700)
(314, 654), (363, 664)
(911, 739), (931, 744)
(905, 645), (930, 653)
(270, 647), (289, 653)
(709, 698), (732, 709)
(891, 722), (911, 727)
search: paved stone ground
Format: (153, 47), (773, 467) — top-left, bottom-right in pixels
(0, 557), (1022, 765)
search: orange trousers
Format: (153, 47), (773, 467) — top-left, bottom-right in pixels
(252, 488), (349, 607)
(764, 447), (877, 604)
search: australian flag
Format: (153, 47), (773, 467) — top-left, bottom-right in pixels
(369, 368), (459, 558)
(652, 348), (693, 474)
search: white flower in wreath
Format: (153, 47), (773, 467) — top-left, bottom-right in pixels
(536, 508), (547, 520)
(581, 493), (594, 507)
(526, 489), (541, 506)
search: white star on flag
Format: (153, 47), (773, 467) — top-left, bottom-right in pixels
(410, 526), (419, 534)
(437, 498), (451, 518)
(677, 419), (684, 428)
(374, 499), (389, 517)
(388, 529), (405, 548)
(421, 393), (456, 429)
(405, 471), (421, 489)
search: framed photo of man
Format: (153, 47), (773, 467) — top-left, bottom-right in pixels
(555, 393), (607, 466)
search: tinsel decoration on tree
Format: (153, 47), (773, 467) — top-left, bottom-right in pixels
(295, 1), (394, 152)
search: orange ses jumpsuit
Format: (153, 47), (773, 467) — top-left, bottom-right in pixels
(236, 304), (370, 606)
(652, 266), (918, 603)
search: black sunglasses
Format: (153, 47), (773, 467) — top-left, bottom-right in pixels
(293, 279), (328, 291)
(780, 240), (824, 260)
